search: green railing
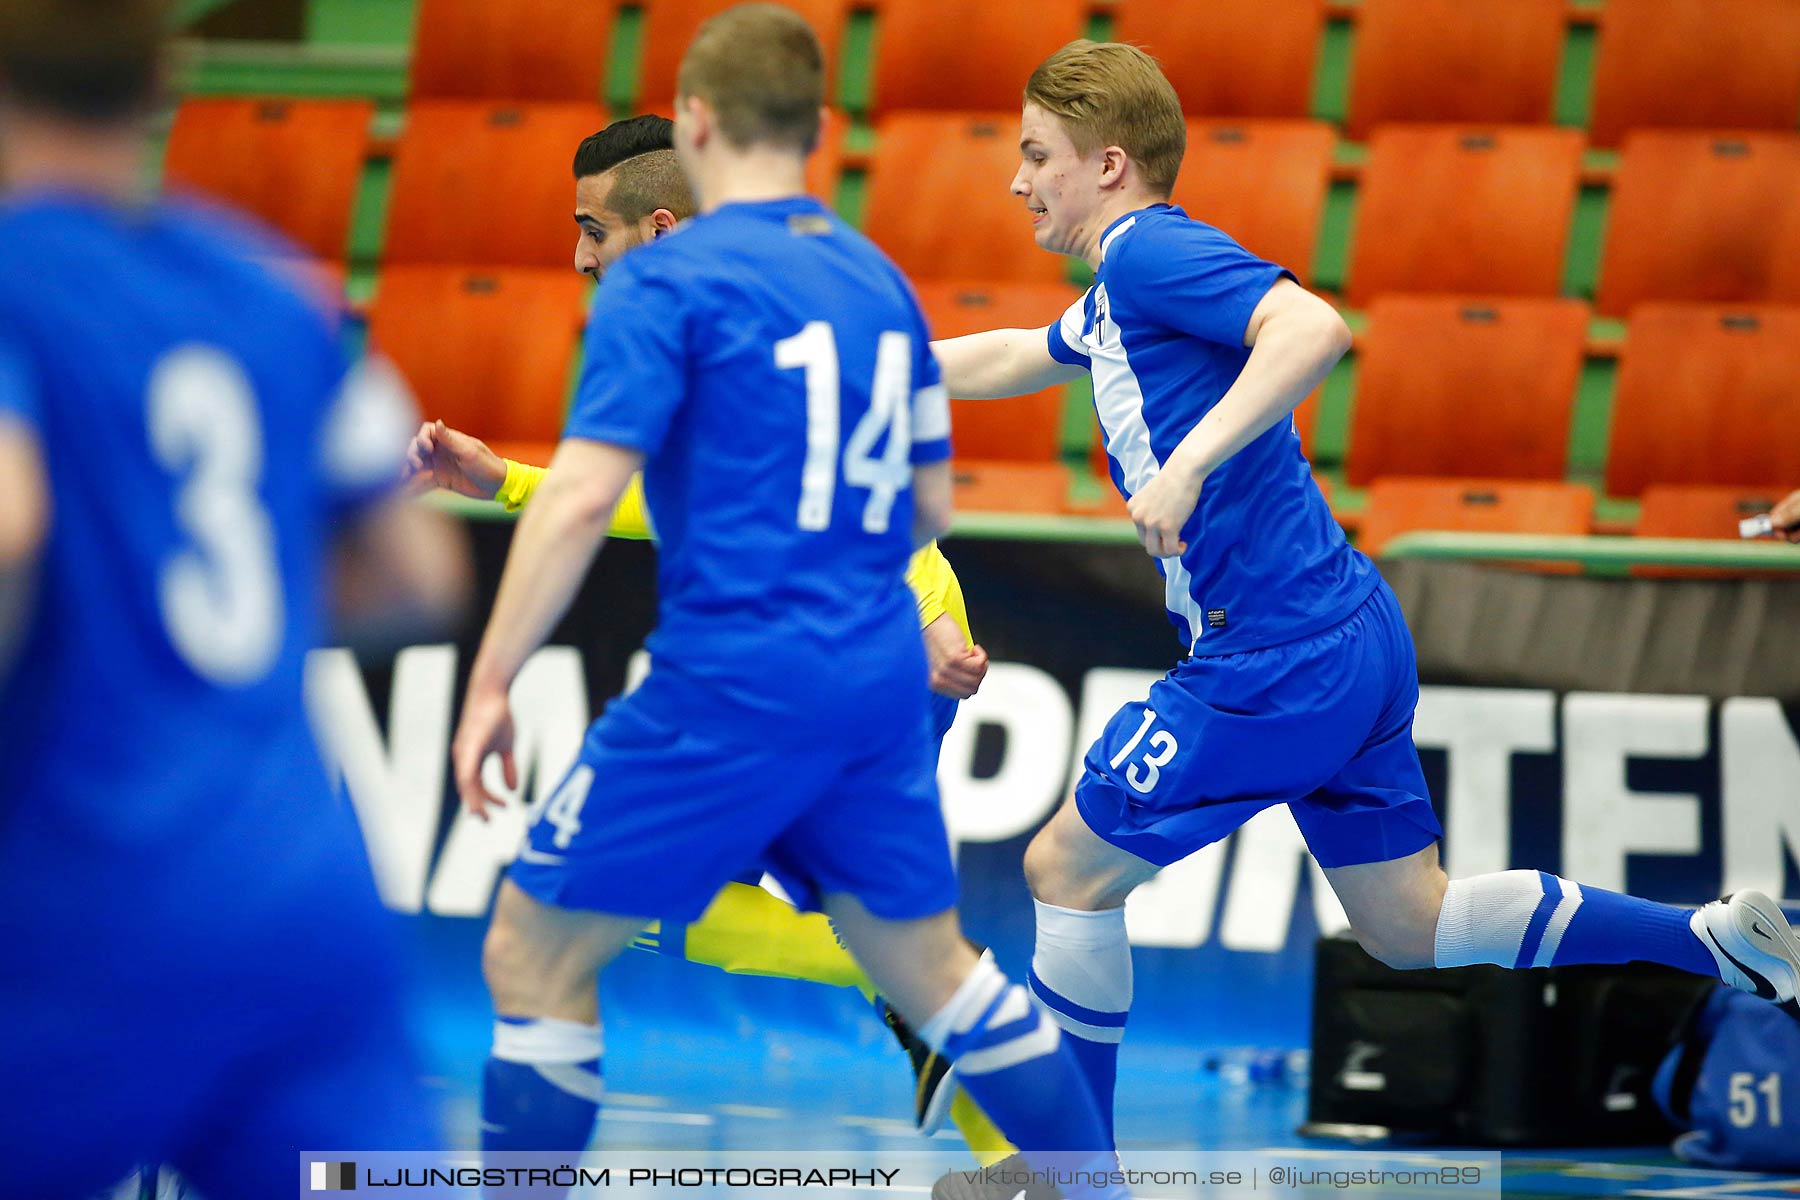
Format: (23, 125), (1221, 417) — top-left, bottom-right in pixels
(425, 493), (1800, 573)
(1381, 532), (1800, 573)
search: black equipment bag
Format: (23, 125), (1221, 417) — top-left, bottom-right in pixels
(1303, 934), (1716, 1145)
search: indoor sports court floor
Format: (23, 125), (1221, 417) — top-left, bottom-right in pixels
(408, 925), (1800, 1200)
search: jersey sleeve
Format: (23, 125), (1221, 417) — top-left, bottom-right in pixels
(496, 459), (547, 512)
(493, 461), (654, 540)
(608, 474), (654, 540)
(563, 258), (689, 455)
(0, 334), (40, 430)
(319, 354), (420, 516)
(1120, 223), (1292, 347)
(906, 540), (973, 642)
(911, 339), (952, 466)
(1045, 290), (1092, 368)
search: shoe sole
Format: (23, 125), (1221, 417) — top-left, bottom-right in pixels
(1719, 891), (1800, 1003)
(918, 1061), (956, 1136)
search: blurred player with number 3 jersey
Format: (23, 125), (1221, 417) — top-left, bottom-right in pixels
(928, 39), (1800, 1181)
(0, 2), (469, 1196)
(451, 6), (1124, 1196)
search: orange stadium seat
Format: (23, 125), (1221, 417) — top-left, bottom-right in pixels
(1346, 0), (1565, 140)
(913, 281), (1081, 464)
(1777, 205), (1800, 302)
(1346, 296), (1588, 486)
(1110, 0), (1324, 118)
(1347, 125), (1584, 306)
(408, 0), (609, 101)
(1634, 484), (1793, 578)
(1358, 478), (1594, 559)
(163, 98), (372, 264)
(864, 112), (1066, 284)
(1172, 120), (1335, 282)
(1596, 131), (1800, 317)
(952, 461), (1071, 514)
(1636, 485), (1785, 539)
(1605, 305), (1800, 497)
(1588, 0), (1800, 149)
(384, 102), (609, 268)
(369, 267), (588, 457)
(868, 0), (1087, 115)
(634, 0), (849, 110)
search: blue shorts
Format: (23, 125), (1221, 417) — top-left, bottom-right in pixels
(510, 677), (961, 923)
(725, 692), (960, 891)
(929, 692), (960, 744)
(1074, 580), (1441, 870)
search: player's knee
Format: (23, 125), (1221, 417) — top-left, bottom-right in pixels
(481, 914), (533, 997)
(1022, 824), (1076, 904)
(1350, 923), (1437, 971)
(1347, 888), (1446, 971)
(1024, 826), (1126, 910)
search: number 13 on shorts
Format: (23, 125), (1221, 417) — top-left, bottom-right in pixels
(1110, 707), (1180, 794)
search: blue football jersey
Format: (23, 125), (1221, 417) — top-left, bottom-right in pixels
(1048, 204), (1377, 655)
(0, 193), (413, 871)
(564, 196), (949, 744)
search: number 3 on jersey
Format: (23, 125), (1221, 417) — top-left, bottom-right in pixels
(148, 346), (286, 686)
(775, 321), (913, 534)
(1111, 707), (1180, 794)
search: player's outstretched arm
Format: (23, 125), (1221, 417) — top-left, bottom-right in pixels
(1127, 279), (1350, 557)
(454, 438), (641, 819)
(912, 459), (954, 549)
(931, 328), (1084, 400)
(1771, 489), (1800, 544)
(0, 416), (48, 677)
(402, 419), (657, 540)
(402, 419), (508, 500)
(908, 544), (989, 699)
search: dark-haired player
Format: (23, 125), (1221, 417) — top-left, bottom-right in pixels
(404, 114), (1006, 1150)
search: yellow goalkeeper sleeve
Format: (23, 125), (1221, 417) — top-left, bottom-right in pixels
(907, 541), (972, 642)
(506, 459), (966, 641)
(497, 458), (652, 540)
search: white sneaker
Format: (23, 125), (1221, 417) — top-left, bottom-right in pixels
(1690, 891), (1800, 1004)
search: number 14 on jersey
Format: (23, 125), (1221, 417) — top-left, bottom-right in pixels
(775, 321), (915, 535)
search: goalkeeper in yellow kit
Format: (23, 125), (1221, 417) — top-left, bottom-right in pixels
(400, 114), (1011, 1157)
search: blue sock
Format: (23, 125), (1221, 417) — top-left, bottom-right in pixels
(482, 1016), (603, 1166)
(920, 957), (1127, 1200)
(1028, 900), (1130, 1146)
(1436, 870), (1714, 975)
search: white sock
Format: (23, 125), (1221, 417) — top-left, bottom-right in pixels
(1029, 900), (1132, 1040)
(491, 1017), (603, 1103)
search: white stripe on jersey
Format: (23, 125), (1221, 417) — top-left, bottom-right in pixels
(912, 382), (950, 443)
(1099, 215), (1139, 260)
(1083, 276), (1208, 644)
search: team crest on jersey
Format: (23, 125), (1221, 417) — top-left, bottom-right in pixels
(1090, 284), (1112, 346)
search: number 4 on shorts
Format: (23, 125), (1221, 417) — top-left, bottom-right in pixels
(535, 765), (594, 850)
